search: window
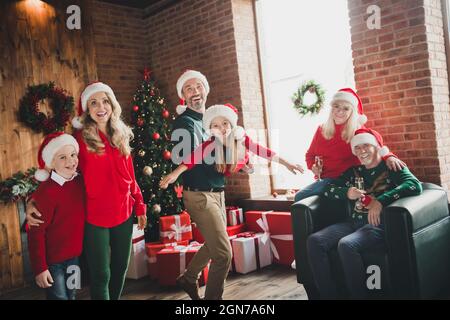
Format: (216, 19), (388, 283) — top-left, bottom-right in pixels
(255, 0), (355, 190)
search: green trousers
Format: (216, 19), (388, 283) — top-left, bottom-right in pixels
(84, 216), (133, 300)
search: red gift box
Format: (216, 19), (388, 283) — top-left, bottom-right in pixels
(191, 222), (204, 243)
(244, 211), (294, 266)
(156, 242), (209, 286)
(146, 240), (189, 280)
(227, 223), (246, 236)
(159, 211), (193, 244)
(191, 222), (246, 243)
(226, 206), (244, 226)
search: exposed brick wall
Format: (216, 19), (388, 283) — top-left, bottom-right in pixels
(145, 0), (270, 201)
(348, 0), (450, 195)
(91, 0), (147, 119)
(230, 0), (271, 199)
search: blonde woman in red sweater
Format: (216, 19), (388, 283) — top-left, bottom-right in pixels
(26, 82), (147, 300)
(294, 88), (405, 202)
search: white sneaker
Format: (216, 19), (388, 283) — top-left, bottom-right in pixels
(291, 260), (296, 270)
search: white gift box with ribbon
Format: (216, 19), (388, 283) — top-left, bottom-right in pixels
(230, 232), (272, 274)
(126, 224), (147, 279)
(226, 207), (244, 226)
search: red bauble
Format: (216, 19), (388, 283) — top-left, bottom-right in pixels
(162, 109), (169, 118)
(152, 132), (160, 140)
(133, 105), (139, 112)
(150, 90), (155, 96)
(163, 150), (171, 160)
(137, 118), (144, 127)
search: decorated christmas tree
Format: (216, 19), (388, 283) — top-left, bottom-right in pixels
(131, 68), (184, 242)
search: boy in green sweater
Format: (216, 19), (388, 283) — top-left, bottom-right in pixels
(307, 128), (422, 299)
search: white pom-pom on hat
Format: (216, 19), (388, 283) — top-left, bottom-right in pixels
(233, 126), (246, 141)
(71, 116), (83, 129)
(34, 169), (50, 182)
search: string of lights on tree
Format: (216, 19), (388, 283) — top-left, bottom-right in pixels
(131, 68), (184, 242)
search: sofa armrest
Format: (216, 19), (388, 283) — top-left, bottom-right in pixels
(291, 196), (350, 287)
(383, 183), (450, 298)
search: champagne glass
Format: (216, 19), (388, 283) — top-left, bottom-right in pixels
(315, 156), (323, 180)
(355, 177), (365, 210)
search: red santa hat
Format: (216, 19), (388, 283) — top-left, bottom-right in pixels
(176, 70), (210, 115)
(35, 132), (80, 181)
(350, 128), (389, 157)
(71, 81), (116, 129)
(331, 88), (367, 125)
(203, 103), (245, 140)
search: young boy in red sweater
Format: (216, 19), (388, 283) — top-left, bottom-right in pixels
(27, 132), (85, 300)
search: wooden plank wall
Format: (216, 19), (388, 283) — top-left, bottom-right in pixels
(0, 0), (97, 292)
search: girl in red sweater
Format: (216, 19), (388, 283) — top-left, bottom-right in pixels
(294, 88), (405, 202)
(160, 103), (304, 187)
(28, 132), (85, 300)
(27, 82), (147, 300)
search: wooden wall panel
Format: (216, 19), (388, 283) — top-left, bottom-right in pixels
(0, 0), (97, 292)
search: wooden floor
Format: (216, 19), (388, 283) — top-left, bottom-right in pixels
(0, 264), (308, 300)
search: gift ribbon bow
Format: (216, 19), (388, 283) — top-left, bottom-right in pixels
(256, 211), (293, 260)
(160, 214), (192, 241)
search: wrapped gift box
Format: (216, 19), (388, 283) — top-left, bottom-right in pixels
(126, 224), (147, 279)
(191, 222), (204, 243)
(229, 232), (272, 274)
(226, 206), (244, 226)
(191, 222), (246, 243)
(156, 242), (209, 286)
(159, 211), (192, 244)
(244, 211), (294, 266)
(146, 240), (189, 280)
(227, 223), (246, 237)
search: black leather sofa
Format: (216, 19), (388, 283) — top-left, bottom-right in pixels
(291, 183), (450, 299)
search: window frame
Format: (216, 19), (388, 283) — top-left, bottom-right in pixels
(442, 0), (450, 86)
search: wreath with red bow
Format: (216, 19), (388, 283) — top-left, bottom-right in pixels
(18, 82), (74, 134)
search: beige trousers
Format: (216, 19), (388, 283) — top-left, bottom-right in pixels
(182, 190), (232, 300)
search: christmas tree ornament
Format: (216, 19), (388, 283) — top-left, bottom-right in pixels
(137, 118), (144, 127)
(174, 185), (183, 198)
(158, 98), (164, 104)
(133, 105), (139, 112)
(153, 204), (161, 214)
(163, 150), (171, 160)
(152, 132), (160, 140)
(138, 150), (146, 157)
(143, 166), (153, 176)
(162, 109), (169, 118)
(143, 67), (151, 80)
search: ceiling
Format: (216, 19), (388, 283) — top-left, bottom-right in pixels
(97, 0), (167, 9)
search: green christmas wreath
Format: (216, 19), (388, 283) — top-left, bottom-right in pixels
(18, 82), (74, 134)
(292, 80), (325, 116)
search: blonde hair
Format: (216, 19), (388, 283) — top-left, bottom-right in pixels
(321, 101), (360, 143)
(81, 92), (134, 156)
(214, 133), (246, 174)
